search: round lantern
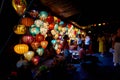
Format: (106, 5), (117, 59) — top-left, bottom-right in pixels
(36, 47), (44, 56)
(46, 16), (54, 24)
(39, 11), (48, 20)
(21, 17), (34, 27)
(35, 34), (44, 42)
(29, 25), (40, 36)
(34, 19), (44, 27)
(13, 24), (26, 34)
(14, 44), (29, 54)
(24, 51), (35, 61)
(40, 40), (48, 49)
(22, 35), (34, 44)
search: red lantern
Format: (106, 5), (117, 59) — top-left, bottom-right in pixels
(40, 40), (48, 49)
(32, 56), (40, 65)
(35, 34), (44, 42)
(21, 17), (34, 27)
(46, 16), (54, 24)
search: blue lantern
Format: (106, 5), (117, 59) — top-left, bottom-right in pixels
(29, 25), (40, 36)
(39, 11), (48, 20)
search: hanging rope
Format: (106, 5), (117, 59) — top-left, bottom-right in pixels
(0, 0), (5, 15)
(0, 0), (35, 54)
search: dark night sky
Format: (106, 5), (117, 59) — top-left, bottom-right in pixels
(0, 0), (120, 52)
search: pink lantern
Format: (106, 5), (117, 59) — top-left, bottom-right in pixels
(22, 35), (34, 44)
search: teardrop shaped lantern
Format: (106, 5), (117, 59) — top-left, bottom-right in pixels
(40, 40), (48, 49)
(36, 47), (44, 56)
(12, 0), (27, 15)
(14, 44), (29, 54)
(24, 51), (35, 61)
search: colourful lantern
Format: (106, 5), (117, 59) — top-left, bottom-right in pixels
(32, 56), (40, 65)
(34, 19), (44, 27)
(54, 23), (58, 30)
(40, 40), (48, 49)
(49, 23), (54, 30)
(12, 0), (27, 15)
(29, 10), (39, 18)
(56, 48), (61, 54)
(14, 44), (29, 54)
(22, 35), (34, 44)
(24, 51), (35, 61)
(16, 58), (28, 68)
(39, 65), (47, 72)
(35, 34), (44, 42)
(46, 16), (54, 24)
(21, 17), (34, 27)
(13, 24), (26, 34)
(29, 25), (40, 35)
(31, 41), (40, 50)
(39, 11), (48, 20)
(36, 47), (44, 56)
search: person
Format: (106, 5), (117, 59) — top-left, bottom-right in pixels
(97, 33), (106, 57)
(84, 34), (91, 53)
(77, 34), (82, 49)
(112, 27), (120, 66)
(62, 35), (71, 63)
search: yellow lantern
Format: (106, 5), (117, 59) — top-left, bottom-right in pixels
(14, 44), (29, 54)
(40, 40), (48, 49)
(13, 24), (26, 34)
(24, 51), (34, 61)
(12, 0), (27, 15)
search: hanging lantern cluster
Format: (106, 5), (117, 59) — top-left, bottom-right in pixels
(13, 9), (82, 66)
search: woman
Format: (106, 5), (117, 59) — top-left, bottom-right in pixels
(97, 33), (106, 57)
(113, 28), (120, 66)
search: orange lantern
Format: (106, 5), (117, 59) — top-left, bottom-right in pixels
(56, 48), (61, 54)
(31, 41), (40, 50)
(49, 23), (54, 30)
(40, 40), (48, 49)
(14, 44), (29, 54)
(13, 24), (26, 34)
(21, 17), (34, 27)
